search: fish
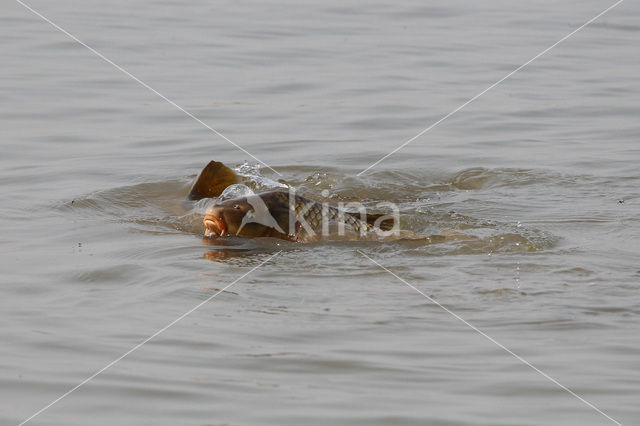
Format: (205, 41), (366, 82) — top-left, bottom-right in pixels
(203, 190), (396, 242)
(189, 161), (396, 242)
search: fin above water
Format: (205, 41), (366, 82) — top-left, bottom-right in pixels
(187, 161), (239, 200)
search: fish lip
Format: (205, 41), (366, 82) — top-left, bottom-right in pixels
(203, 213), (228, 237)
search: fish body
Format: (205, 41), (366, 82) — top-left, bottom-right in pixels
(204, 191), (383, 242)
(190, 160), (399, 242)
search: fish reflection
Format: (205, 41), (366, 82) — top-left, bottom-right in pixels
(201, 236), (282, 263)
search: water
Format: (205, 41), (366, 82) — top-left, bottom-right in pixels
(1, 0), (639, 424)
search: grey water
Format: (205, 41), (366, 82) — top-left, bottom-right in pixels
(1, 0), (639, 425)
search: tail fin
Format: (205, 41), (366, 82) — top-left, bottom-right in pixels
(187, 161), (238, 200)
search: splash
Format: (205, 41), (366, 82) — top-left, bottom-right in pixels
(219, 184), (257, 201)
(234, 161), (288, 192)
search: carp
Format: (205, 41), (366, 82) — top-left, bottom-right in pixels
(189, 161), (397, 242)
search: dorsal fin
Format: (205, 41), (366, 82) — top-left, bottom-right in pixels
(345, 211), (395, 231)
(187, 161), (238, 200)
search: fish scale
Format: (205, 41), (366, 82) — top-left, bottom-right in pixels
(273, 191), (373, 238)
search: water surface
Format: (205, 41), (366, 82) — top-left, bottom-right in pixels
(1, 0), (639, 425)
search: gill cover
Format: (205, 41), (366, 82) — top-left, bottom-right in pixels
(236, 193), (286, 235)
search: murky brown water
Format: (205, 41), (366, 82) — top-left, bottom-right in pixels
(2, 0), (639, 425)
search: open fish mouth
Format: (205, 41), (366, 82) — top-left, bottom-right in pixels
(203, 213), (228, 237)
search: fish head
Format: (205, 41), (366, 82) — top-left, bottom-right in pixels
(203, 194), (290, 238)
(204, 197), (250, 237)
